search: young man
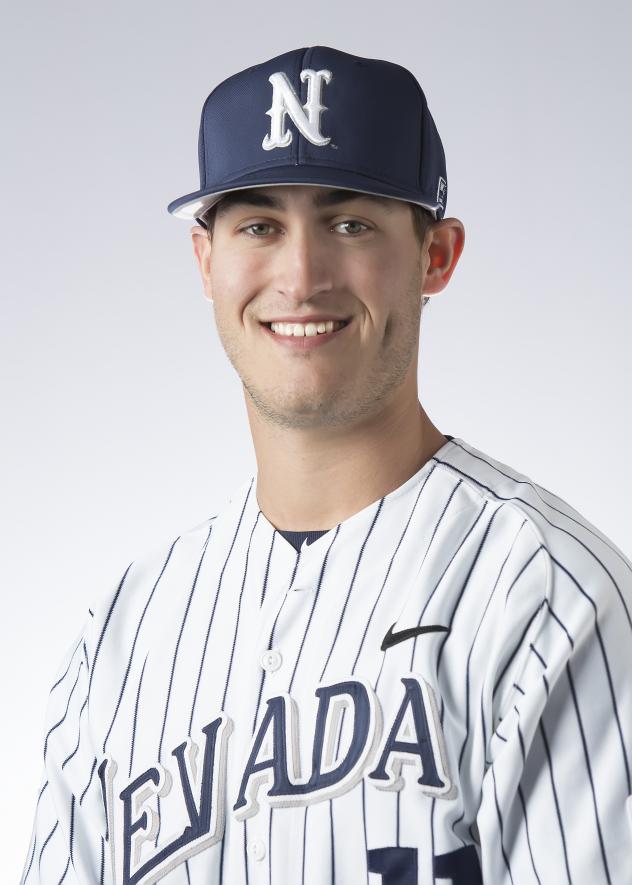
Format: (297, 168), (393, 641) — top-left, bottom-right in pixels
(22, 45), (631, 885)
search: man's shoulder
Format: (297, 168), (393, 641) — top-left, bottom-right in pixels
(435, 436), (632, 587)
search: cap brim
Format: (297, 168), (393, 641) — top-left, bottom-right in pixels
(167, 164), (443, 221)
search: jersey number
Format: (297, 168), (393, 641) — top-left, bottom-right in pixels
(367, 844), (481, 884)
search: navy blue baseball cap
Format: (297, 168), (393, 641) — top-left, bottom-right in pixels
(167, 45), (448, 225)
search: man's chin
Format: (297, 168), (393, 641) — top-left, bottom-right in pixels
(246, 388), (348, 429)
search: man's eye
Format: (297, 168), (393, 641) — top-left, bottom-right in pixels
(240, 223), (273, 237)
(334, 220), (370, 236)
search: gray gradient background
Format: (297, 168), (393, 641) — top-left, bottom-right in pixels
(3, 1), (630, 878)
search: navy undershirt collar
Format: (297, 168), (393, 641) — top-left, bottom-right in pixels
(276, 528), (329, 552)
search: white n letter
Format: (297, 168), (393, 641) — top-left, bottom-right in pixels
(262, 69), (332, 150)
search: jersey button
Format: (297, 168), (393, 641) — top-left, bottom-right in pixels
(260, 649), (282, 672)
(248, 838), (266, 861)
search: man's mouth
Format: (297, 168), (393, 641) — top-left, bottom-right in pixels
(262, 319), (349, 338)
(259, 317), (352, 350)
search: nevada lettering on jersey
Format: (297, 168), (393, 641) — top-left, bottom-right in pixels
(103, 674), (454, 885)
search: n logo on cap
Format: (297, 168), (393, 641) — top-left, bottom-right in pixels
(262, 69), (333, 151)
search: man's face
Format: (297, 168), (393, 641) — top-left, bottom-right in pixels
(197, 185), (429, 430)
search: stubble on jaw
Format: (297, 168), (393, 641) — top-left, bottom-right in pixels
(212, 263), (424, 431)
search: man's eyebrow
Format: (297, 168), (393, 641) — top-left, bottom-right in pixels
(214, 188), (394, 216)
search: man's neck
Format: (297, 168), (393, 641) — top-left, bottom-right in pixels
(249, 396), (448, 532)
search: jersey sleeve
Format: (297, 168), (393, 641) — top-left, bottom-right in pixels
(476, 522), (632, 883)
(20, 616), (109, 885)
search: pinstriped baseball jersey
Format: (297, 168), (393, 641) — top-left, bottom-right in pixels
(21, 435), (632, 884)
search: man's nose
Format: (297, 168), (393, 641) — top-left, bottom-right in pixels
(272, 226), (335, 302)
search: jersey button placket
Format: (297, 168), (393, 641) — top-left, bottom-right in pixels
(260, 649), (283, 672)
(247, 838), (266, 862)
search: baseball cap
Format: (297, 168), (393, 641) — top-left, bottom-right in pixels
(167, 45), (448, 225)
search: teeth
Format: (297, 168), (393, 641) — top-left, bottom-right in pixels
(269, 320), (346, 337)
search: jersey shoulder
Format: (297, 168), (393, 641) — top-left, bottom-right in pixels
(434, 436), (632, 588)
(86, 475), (256, 654)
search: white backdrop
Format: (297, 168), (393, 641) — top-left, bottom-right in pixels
(2, 1), (631, 878)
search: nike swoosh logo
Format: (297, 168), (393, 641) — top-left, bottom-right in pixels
(381, 622), (450, 651)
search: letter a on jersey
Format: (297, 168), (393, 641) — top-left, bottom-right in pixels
(367, 675), (456, 799)
(262, 69), (333, 151)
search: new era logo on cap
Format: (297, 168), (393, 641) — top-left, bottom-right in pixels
(437, 176), (447, 208)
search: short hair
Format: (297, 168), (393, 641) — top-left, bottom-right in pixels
(198, 198), (436, 308)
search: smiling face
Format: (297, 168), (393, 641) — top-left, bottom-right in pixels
(191, 185), (448, 431)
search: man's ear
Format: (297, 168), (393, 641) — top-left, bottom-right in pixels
(422, 217), (465, 297)
(190, 224), (214, 303)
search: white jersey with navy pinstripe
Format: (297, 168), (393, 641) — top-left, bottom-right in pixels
(21, 435), (632, 884)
